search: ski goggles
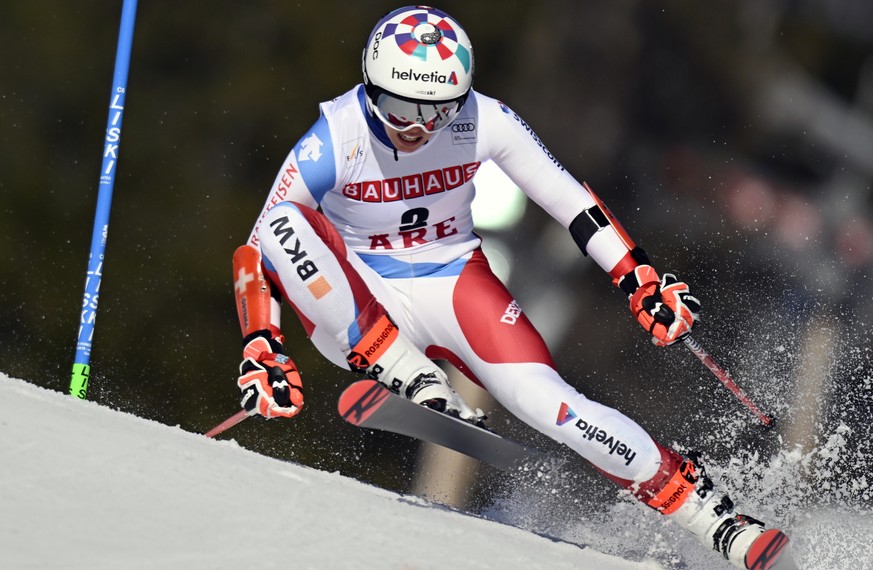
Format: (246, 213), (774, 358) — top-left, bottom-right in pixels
(367, 88), (468, 134)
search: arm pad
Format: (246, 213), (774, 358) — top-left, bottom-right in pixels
(233, 245), (281, 338)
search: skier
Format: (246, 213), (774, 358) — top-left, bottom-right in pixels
(231, 6), (792, 569)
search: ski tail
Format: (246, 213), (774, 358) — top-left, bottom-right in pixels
(338, 378), (391, 426)
(746, 528), (796, 570)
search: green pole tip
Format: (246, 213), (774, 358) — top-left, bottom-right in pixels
(69, 364), (90, 399)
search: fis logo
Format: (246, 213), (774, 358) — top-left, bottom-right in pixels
(343, 138), (365, 165)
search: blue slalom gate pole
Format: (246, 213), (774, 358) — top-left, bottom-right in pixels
(69, 0), (139, 398)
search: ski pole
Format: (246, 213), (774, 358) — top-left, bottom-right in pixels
(682, 335), (775, 428)
(69, 0), (139, 399)
(204, 410), (250, 438)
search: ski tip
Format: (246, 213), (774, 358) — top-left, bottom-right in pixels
(337, 379), (390, 426)
(746, 528), (795, 570)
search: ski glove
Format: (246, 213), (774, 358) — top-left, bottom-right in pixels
(619, 265), (700, 347)
(237, 333), (304, 419)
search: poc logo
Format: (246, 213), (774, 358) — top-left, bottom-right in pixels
(371, 31), (382, 60)
(451, 122), (475, 133)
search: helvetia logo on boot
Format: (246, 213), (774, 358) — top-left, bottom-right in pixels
(556, 402), (577, 426)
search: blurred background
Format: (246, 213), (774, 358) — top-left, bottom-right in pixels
(2, 0), (872, 536)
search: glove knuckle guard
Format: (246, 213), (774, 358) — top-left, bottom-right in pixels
(621, 264), (698, 346)
(238, 334), (304, 419)
(240, 386), (258, 413)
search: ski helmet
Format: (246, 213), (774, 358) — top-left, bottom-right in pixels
(362, 6), (474, 133)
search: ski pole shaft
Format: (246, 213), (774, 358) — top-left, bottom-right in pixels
(682, 336), (775, 428)
(204, 410), (250, 438)
(69, 0), (139, 399)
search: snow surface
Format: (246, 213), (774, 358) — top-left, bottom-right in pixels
(0, 373), (659, 570)
(3, 371), (872, 570)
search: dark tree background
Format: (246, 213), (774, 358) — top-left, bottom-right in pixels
(2, 0), (872, 505)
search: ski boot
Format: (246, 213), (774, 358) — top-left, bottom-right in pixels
(662, 453), (796, 569)
(347, 315), (484, 425)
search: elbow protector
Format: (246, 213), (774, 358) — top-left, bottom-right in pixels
(568, 204), (611, 257)
(568, 182), (649, 282)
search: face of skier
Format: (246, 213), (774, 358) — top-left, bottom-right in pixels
(384, 124), (433, 152)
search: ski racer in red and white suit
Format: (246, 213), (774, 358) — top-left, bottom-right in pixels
(249, 84), (666, 478)
(230, 7), (791, 569)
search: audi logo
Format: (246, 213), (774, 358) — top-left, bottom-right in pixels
(451, 122), (476, 133)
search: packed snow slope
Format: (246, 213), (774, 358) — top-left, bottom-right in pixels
(0, 373), (659, 570)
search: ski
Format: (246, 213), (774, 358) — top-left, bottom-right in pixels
(337, 379), (550, 471)
(745, 528), (797, 570)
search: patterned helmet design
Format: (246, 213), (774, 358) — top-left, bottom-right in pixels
(363, 5), (474, 102)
